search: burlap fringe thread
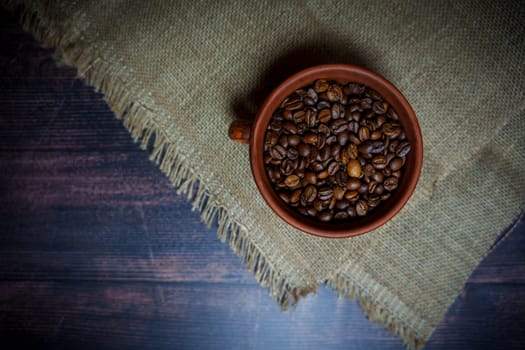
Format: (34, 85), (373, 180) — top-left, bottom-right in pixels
(5, 1), (428, 348)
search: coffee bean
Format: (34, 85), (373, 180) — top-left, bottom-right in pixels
(334, 211), (349, 220)
(318, 109), (331, 123)
(314, 79), (329, 93)
(284, 175), (300, 188)
(347, 206), (357, 217)
(290, 189), (302, 204)
(326, 135), (337, 145)
(372, 101), (388, 114)
(344, 190), (359, 201)
(317, 211), (333, 222)
(331, 119), (348, 133)
(372, 155), (388, 170)
(318, 186), (334, 200)
(396, 142), (411, 157)
(347, 159), (362, 178)
(279, 192), (289, 204)
(305, 171), (317, 185)
(303, 132), (318, 145)
(389, 157), (403, 171)
(333, 186), (346, 201)
(358, 126), (370, 141)
(342, 176), (359, 191)
(327, 161), (340, 176)
(288, 135), (301, 147)
(317, 170), (329, 179)
(356, 200), (368, 216)
(370, 130), (382, 140)
(302, 185), (317, 203)
(298, 143), (311, 157)
(384, 177), (399, 191)
(326, 84), (343, 102)
(270, 145), (286, 160)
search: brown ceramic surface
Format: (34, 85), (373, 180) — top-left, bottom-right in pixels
(233, 64), (423, 238)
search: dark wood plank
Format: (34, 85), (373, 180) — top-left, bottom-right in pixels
(0, 7), (524, 350)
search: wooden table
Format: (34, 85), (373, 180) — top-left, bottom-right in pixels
(1, 9), (524, 350)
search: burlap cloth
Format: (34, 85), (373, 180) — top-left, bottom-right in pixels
(5, 0), (524, 348)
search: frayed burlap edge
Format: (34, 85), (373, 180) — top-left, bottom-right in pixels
(0, 1), (458, 348)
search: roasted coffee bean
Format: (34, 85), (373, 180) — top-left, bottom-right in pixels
(317, 170), (329, 179)
(317, 100), (331, 110)
(282, 95), (303, 110)
(372, 101), (388, 114)
(326, 161), (339, 176)
(371, 171), (384, 183)
(286, 148), (298, 160)
(372, 155), (388, 170)
(331, 119), (348, 133)
(384, 177), (399, 191)
(392, 170), (402, 179)
(389, 157), (403, 171)
(280, 159), (296, 175)
(356, 200), (368, 216)
(326, 84), (343, 102)
(396, 142), (411, 157)
(284, 175), (300, 188)
(314, 79), (329, 93)
(358, 126), (370, 141)
(279, 192), (290, 204)
(318, 109), (331, 123)
(310, 161), (324, 172)
(360, 97), (372, 109)
(335, 198), (350, 210)
(290, 189), (302, 204)
(333, 186), (346, 201)
(331, 103), (343, 120)
(326, 135), (337, 144)
(264, 79), (410, 222)
(288, 135), (301, 147)
(347, 159), (362, 178)
(358, 183), (369, 194)
(305, 171), (317, 185)
(303, 132), (318, 145)
(334, 211), (349, 220)
(344, 83), (365, 95)
(302, 185), (317, 203)
(349, 133), (361, 146)
(317, 211), (333, 222)
(344, 190), (359, 201)
(316, 133), (327, 149)
(298, 143), (311, 157)
(270, 145), (286, 160)
(318, 186), (334, 200)
(368, 195), (381, 208)
(359, 141), (385, 154)
(313, 199), (327, 212)
(305, 108), (317, 127)
(375, 183), (385, 195)
(318, 124), (331, 136)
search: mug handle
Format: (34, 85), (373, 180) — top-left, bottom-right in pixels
(228, 120), (252, 144)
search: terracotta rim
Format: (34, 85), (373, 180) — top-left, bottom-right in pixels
(250, 64), (423, 238)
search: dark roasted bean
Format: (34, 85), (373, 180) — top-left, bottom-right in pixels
(389, 157), (403, 171)
(372, 155), (388, 170)
(270, 145), (286, 160)
(317, 211), (333, 222)
(302, 185), (317, 203)
(318, 186), (334, 201)
(356, 200), (368, 216)
(384, 177), (399, 191)
(396, 142), (411, 157)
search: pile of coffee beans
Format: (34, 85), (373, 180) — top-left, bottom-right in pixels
(263, 79), (411, 222)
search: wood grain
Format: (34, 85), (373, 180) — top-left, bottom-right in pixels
(0, 8), (524, 350)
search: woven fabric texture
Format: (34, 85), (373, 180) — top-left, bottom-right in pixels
(5, 0), (524, 347)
